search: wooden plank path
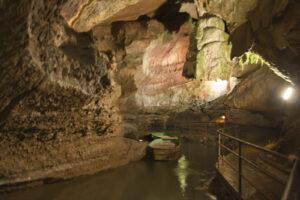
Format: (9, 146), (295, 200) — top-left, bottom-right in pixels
(217, 146), (290, 200)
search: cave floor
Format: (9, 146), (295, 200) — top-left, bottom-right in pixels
(0, 140), (218, 200)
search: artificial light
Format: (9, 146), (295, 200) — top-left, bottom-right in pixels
(281, 87), (294, 101)
(211, 79), (228, 93)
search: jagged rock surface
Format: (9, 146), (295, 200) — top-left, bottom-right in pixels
(0, 0), (146, 183)
(61, 0), (166, 32)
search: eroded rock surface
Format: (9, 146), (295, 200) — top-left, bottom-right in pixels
(0, 0), (147, 184)
(225, 65), (291, 114)
(196, 0), (258, 31)
(195, 16), (232, 81)
(61, 0), (166, 32)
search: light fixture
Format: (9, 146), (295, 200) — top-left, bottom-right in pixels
(211, 79), (228, 93)
(221, 115), (226, 120)
(281, 87), (294, 101)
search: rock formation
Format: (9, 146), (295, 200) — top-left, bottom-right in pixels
(0, 0), (299, 187)
(61, 0), (167, 32)
(0, 0), (147, 184)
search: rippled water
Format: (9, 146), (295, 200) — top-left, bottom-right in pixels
(0, 140), (218, 200)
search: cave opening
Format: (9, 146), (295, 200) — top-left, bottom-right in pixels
(1, 0), (300, 200)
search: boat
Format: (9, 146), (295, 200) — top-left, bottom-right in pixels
(148, 132), (181, 161)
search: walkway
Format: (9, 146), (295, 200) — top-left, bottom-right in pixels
(216, 131), (293, 200)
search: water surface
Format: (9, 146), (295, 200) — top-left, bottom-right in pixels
(0, 140), (217, 200)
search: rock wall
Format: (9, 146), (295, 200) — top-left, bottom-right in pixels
(0, 0), (44, 116)
(90, 0), (298, 138)
(193, 0), (300, 153)
(195, 0), (300, 82)
(135, 30), (194, 107)
(225, 53), (293, 114)
(0, 0), (146, 184)
(61, 0), (166, 32)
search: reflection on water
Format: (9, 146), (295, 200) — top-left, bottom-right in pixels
(0, 140), (217, 200)
(175, 156), (189, 194)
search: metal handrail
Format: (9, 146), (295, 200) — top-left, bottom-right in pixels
(221, 158), (271, 200)
(217, 129), (292, 199)
(220, 143), (286, 185)
(218, 129), (288, 160)
(281, 160), (299, 200)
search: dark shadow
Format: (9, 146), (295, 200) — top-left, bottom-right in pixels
(154, 0), (190, 32)
(60, 26), (95, 65)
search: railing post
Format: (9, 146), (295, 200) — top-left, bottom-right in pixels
(238, 141), (242, 199)
(218, 132), (221, 169)
(281, 160), (299, 200)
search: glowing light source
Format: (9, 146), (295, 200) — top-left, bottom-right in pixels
(211, 79), (228, 93)
(221, 115), (226, 120)
(281, 87), (294, 101)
